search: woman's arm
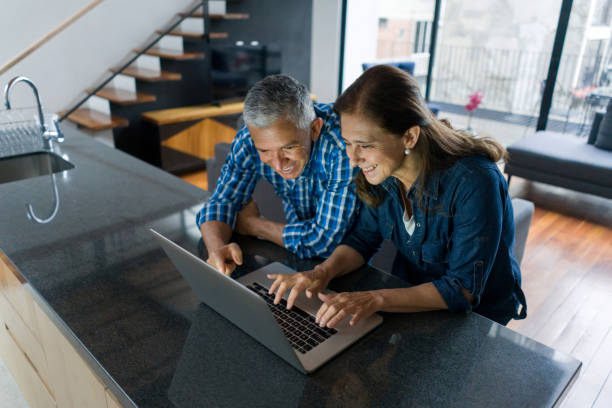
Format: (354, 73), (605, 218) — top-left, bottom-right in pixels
(316, 283), (474, 328)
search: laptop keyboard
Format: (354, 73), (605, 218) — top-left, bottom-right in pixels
(247, 282), (337, 354)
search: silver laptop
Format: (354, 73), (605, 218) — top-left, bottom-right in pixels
(150, 229), (382, 373)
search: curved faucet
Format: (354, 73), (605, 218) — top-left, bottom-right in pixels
(3, 76), (63, 149)
(4, 76), (46, 133)
(26, 173), (60, 224)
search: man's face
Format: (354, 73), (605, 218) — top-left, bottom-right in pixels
(250, 118), (316, 180)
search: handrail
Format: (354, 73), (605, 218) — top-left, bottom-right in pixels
(0, 0), (106, 76)
(59, 0), (207, 123)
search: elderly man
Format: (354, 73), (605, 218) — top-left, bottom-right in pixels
(196, 74), (359, 275)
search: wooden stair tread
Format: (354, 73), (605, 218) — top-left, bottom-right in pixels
(142, 94), (317, 126)
(156, 29), (228, 39)
(87, 87), (156, 105)
(137, 48), (204, 60)
(111, 66), (181, 82)
(142, 101), (246, 125)
(179, 12), (249, 19)
(157, 29), (203, 39)
(62, 108), (128, 131)
(209, 32), (228, 39)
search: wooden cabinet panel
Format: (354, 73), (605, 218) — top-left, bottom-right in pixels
(0, 253), (41, 343)
(105, 388), (123, 408)
(35, 302), (74, 408)
(1, 252), (119, 408)
(0, 320), (56, 408)
(161, 118), (237, 160)
(0, 293), (49, 383)
(60, 335), (108, 408)
(35, 300), (108, 408)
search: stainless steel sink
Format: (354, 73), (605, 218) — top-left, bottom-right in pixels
(0, 151), (74, 185)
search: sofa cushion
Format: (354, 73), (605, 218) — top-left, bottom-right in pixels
(595, 100), (612, 151)
(507, 131), (612, 188)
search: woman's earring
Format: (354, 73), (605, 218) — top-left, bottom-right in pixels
(404, 148), (411, 156)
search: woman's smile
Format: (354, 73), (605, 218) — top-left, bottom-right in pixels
(361, 164), (377, 175)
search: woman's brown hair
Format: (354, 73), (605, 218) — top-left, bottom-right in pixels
(334, 64), (507, 208)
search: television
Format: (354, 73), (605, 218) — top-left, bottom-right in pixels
(210, 44), (281, 102)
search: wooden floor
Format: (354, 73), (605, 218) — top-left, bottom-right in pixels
(506, 179), (612, 408)
(181, 170), (612, 407)
(180, 170), (208, 191)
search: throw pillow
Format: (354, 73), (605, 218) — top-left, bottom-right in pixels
(595, 100), (612, 151)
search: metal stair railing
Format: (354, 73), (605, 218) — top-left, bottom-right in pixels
(59, 0), (208, 123)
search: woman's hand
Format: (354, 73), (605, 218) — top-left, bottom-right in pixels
(267, 265), (333, 309)
(316, 291), (385, 328)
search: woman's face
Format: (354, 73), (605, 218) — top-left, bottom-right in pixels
(340, 113), (411, 185)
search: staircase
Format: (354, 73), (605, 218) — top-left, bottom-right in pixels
(60, 1), (249, 170)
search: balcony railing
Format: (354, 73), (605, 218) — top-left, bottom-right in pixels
(430, 45), (599, 120)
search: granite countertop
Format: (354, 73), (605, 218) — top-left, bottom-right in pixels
(0, 126), (581, 407)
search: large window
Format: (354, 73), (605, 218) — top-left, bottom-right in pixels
(341, 0), (435, 94)
(340, 0), (611, 134)
(548, 0), (612, 133)
(429, 0), (562, 120)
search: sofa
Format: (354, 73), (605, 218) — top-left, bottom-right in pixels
(207, 143), (535, 272)
(505, 105), (612, 199)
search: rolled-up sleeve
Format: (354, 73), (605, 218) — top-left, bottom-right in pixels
(282, 150), (359, 258)
(195, 128), (260, 228)
(432, 171), (504, 313)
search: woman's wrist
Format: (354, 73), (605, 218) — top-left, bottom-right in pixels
(370, 289), (387, 310)
(314, 263), (336, 284)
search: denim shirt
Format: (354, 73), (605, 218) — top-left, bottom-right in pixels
(342, 155), (527, 324)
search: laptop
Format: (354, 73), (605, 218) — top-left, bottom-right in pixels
(150, 229), (382, 373)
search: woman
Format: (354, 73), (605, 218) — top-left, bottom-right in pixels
(267, 65), (527, 326)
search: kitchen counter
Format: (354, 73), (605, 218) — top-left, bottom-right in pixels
(0, 126), (581, 407)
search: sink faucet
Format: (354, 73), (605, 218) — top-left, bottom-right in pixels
(3, 76), (64, 149)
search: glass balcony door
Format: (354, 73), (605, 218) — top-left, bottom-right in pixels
(429, 0), (563, 126)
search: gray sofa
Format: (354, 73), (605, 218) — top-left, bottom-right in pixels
(504, 129), (612, 199)
(208, 143), (535, 271)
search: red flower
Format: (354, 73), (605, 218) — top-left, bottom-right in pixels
(466, 91), (483, 112)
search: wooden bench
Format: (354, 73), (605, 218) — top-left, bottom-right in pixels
(141, 101), (244, 174)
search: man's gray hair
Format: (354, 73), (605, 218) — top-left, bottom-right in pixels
(243, 74), (315, 130)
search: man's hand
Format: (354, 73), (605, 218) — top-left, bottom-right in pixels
(267, 265), (333, 309)
(316, 291), (384, 328)
(235, 200), (262, 236)
(206, 242), (243, 276)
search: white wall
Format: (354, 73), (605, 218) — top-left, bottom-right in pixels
(310, 0), (342, 103)
(0, 0), (194, 113)
(341, 0), (379, 91)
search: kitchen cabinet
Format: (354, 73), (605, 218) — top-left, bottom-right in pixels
(0, 252), (121, 408)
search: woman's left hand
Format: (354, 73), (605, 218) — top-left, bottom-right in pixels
(316, 291), (384, 328)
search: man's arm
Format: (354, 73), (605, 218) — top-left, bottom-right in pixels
(196, 128), (260, 273)
(234, 200), (285, 246)
(200, 220), (243, 275)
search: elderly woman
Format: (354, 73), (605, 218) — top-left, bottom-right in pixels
(267, 65), (527, 326)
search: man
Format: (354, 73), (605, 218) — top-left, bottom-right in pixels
(196, 74), (359, 275)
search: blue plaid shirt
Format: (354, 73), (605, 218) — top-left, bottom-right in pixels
(196, 103), (359, 258)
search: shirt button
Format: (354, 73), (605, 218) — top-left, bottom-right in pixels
(412, 250), (416, 256)
(416, 223), (421, 228)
